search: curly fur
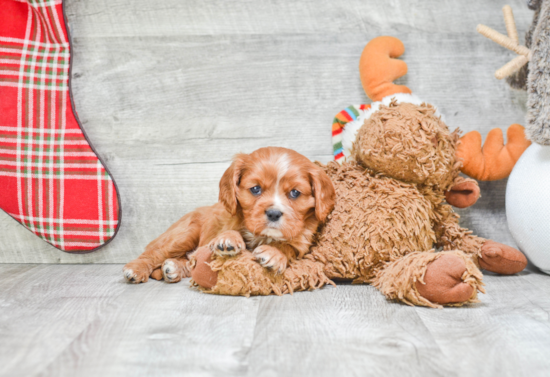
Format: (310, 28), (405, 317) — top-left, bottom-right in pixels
(204, 101), (488, 307)
(353, 101), (460, 189)
(193, 251), (334, 297)
(307, 160), (436, 284)
(373, 250), (485, 309)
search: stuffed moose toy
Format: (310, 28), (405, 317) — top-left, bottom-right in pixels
(185, 37), (531, 308)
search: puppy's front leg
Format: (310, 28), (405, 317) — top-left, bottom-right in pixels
(253, 245), (288, 274)
(208, 230), (246, 257)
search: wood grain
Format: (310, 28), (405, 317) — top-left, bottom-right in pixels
(0, 0), (533, 262)
(0, 264), (548, 376)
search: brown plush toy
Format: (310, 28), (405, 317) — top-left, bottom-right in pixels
(190, 36), (530, 308)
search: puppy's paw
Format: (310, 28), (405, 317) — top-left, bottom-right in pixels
(253, 245), (288, 274)
(209, 230), (245, 257)
(162, 258), (191, 283)
(123, 260), (152, 284)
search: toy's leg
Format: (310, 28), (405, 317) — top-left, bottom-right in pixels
(373, 250), (484, 308)
(189, 247), (334, 296)
(435, 205), (527, 274)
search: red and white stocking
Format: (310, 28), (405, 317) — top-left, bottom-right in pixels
(0, 0), (121, 252)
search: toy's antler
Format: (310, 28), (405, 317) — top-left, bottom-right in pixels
(477, 5), (532, 80)
(461, 6), (534, 180)
(359, 36), (411, 102)
(457, 124), (531, 181)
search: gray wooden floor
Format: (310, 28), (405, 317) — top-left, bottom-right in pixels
(0, 264), (549, 377)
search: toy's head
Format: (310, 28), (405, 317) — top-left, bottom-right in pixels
(353, 100), (460, 190)
(342, 37), (460, 191)
(329, 36), (490, 207)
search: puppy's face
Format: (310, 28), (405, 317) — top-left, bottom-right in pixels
(219, 147), (335, 241)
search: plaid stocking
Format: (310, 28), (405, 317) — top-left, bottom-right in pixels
(0, 0), (121, 252)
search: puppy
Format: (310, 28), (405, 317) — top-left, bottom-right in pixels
(123, 147), (335, 284)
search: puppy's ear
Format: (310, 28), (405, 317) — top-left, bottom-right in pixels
(219, 154), (246, 215)
(310, 165), (336, 223)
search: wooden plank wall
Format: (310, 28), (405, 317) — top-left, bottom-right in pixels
(0, 0), (532, 262)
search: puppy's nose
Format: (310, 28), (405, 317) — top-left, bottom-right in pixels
(266, 209), (283, 222)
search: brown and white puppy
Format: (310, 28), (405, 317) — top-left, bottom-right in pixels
(123, 147), (335, 284)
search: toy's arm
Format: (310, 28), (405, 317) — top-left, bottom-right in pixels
(445, 176), (480, 209)
(456, 124), (531, 181)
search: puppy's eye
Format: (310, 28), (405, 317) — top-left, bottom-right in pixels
(289, 189), (301, 199)
(250, 186), (262, 196)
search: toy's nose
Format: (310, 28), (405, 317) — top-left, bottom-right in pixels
(266, 209), (283, 222)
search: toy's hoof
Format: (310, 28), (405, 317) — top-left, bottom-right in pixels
(150, 268), (163, 281)
(479, 241), (527, 275)
(415, 255), (474, 305)
(445, 180), (480, 208)
(190, 246), (218, 289)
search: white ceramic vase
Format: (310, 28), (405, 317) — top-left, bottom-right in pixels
(506, 143), (550, 274)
